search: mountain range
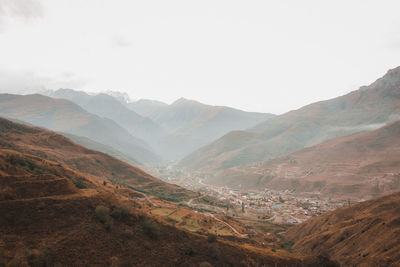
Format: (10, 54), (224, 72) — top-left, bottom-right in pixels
(148, 98), (274, 159)
(44, 89), (274, 160)
(45, 89), (166, 146)
(179, 66), (400, 171)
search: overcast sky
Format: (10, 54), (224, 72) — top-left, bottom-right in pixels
(0, 0), (399, 114)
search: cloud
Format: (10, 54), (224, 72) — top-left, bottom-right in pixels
(0, 69), (86, 94)
(0, 0), (44, 30)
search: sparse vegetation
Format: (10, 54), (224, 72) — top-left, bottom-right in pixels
(110, 206), (130, 222)
(71, 178), (87, 189)
(279, 241), (293, 252)
(4, 154), (45, 175)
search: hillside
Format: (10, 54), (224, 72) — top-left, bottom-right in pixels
(0, 117), (189, 200)
(285, 192), (400, 266)
(0, 94), (160, 164)
(46, 89), (166, 145)
(151, 98), (274, 159)
(0, 118), (335, 266)
(180, 66), (400, 171)
(209, 120), (400, 201)
(61, 132), (141, 166)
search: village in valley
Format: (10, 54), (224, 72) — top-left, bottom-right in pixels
(154, 166), (348, 225)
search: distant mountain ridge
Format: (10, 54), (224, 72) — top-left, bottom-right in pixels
(44, 90), (273, 160)
(45, 89), (166, 146)
(0, 94), (160, 164)
(148, 97), (275, 159)
(180, 66), (400, 171)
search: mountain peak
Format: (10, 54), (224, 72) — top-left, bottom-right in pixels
(171, 97), (203, 106)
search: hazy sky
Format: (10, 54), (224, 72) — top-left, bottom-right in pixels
(0, 0), (400, 114)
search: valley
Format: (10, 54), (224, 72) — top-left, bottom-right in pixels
(1, 67), (400, 266)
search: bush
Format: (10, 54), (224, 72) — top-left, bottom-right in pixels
(207, 234), (217, 243)
(95, 205), (113, 231)
(110, 207), (130, 222)
(95, 206), (109, 222)
(72, 179), (87, 189)
(142, 218), (160, 240)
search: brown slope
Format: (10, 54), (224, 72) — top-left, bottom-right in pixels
(285, 192), (400, 267)
(213, 120), (400, 201)
(0, 93), (160, 164)
(0, 117), (193, 201)
(0, 121), (335, 266)
(180, 66), (400, 171)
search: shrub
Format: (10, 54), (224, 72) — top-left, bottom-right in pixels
(142, 218), (160, 240)
(95, 206), (110, 223)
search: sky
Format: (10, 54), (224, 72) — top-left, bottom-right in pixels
(0, 0), (399, 114)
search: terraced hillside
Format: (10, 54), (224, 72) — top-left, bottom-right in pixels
(286, 192), (400, 266)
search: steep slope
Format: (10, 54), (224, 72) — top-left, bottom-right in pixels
(61, 132), (141, 166)
(211, 120), (400, 201)
(0, 93), (160, 164)
(126, 98), (168, 117)
(0, 118), (335, 266)
(285, 192), (400, 266)
(181, 66), (400, 171)
(47, 89), (166, 145)
(0, 117), (190, 201)
(152, 98), (274, 159)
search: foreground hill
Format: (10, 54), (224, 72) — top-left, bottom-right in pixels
(0, 94), (160, 164)
(150, 98), (274, 159)
(0, 118), (334, 266)
(0, 117), (190, 201)
(180, 66), (400, 171)
(46, 89), (166, 145)
(210, 120), (400, 201)
(286, 192), (400, 266)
